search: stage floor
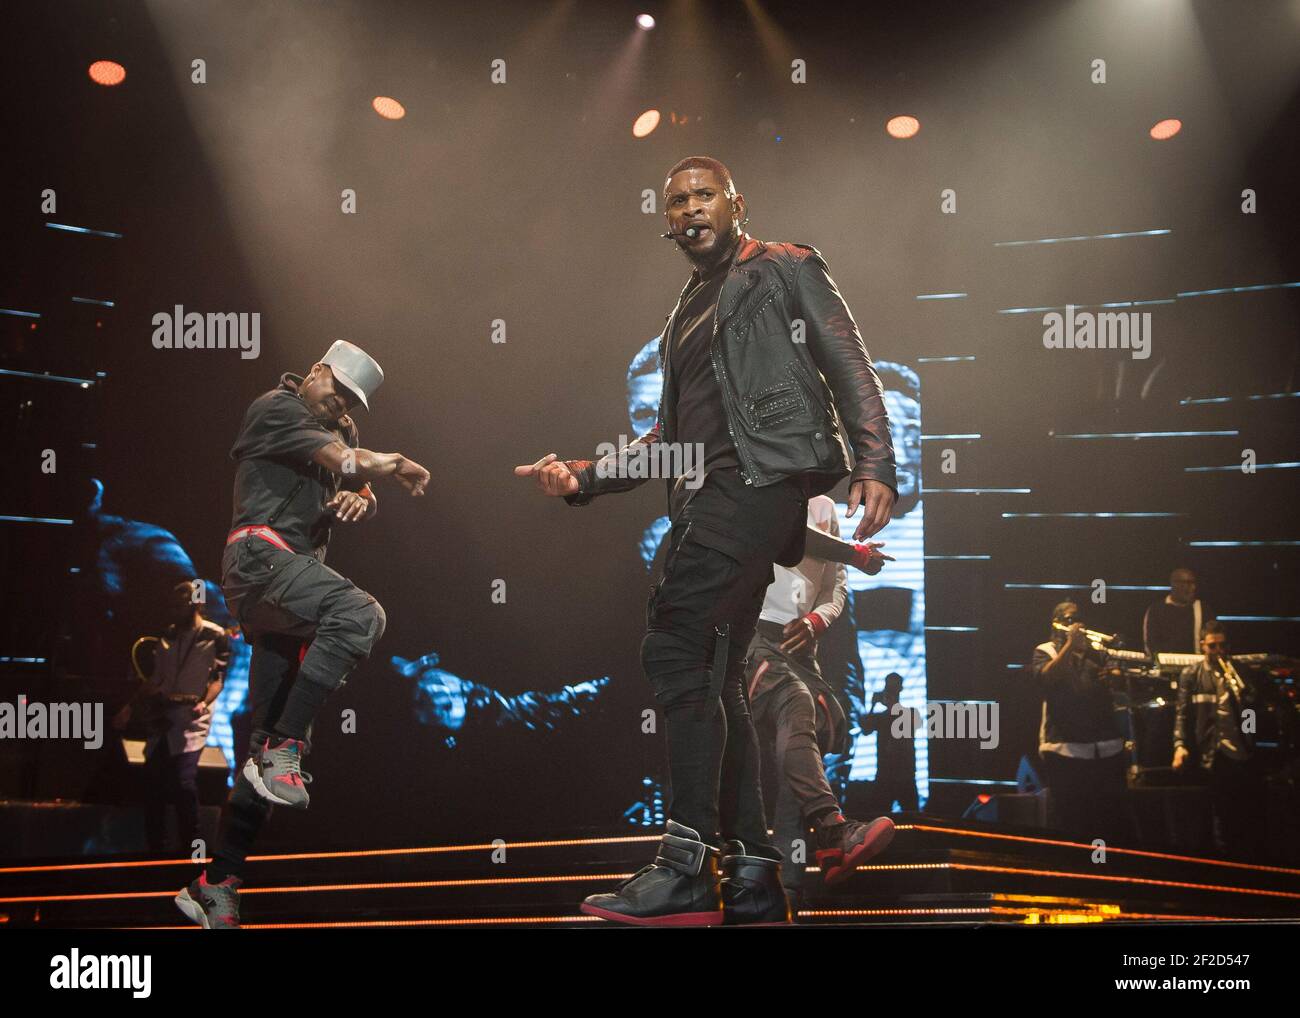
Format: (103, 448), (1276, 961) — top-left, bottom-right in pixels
(3, 814), (1299, 928)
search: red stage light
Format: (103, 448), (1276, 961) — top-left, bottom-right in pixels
(632, 109), (661, 138)
(1150, 118), (1181, 140)
(88, 60), (126, 87)
(886, 115), (920, 139)
(372, 96), (406, 120)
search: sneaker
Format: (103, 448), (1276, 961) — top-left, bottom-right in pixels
(243, 736), (313, 809)
(815, 815), (895, 887)
(580, 820), (724, 927)
(719, 841), (791, 925)
(175, 872), (241, 929)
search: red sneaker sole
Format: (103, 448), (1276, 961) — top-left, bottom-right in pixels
(579, 902), (724, 927)
(823, 819), (896, 887)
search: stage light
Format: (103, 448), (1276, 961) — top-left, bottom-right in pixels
(636, 14), (655, 30)
(632, 108), (661, 138)
(372, 96), (406, 120)
(886, 115), (920, 139)
(88, 60), (126, 87)
(1150, 118), (1181, 140)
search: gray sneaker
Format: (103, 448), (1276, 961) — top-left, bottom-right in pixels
(175, 873), (241, 929)
(243, 735), (313, 809)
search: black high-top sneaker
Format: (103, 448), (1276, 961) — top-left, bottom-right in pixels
(580, 820), (723, 926)
(815, 814), (895, 887)
(720, 841), (792, 926)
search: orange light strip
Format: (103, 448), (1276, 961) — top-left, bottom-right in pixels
(906, 822), (1300, 877)
(870, 860), (1300, 901)
(6, 820), (1298, 882)
(0, 872), (635, 905)
(802, 907), (992, 918)
(987, 906), (1231, 922)
(127, 915), (607, 929)
(0, 834), (660, 874)
(112, 907), (1243, 929)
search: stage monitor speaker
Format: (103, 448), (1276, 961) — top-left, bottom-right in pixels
(962, 790), (1049, 827)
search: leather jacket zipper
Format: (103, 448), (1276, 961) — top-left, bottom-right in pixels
(710, 304), (760, 485)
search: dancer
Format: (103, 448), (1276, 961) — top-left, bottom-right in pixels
(746, 495), (895, 907)
(176, 341), (430, 929)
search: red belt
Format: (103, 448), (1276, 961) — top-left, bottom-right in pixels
(227, 525), (294, 552)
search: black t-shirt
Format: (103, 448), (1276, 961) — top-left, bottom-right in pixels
(668, 260), (739, 474)
(1144, 598), (1211, 656)
(229, 373), (361, 561)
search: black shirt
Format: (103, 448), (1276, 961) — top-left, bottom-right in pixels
(1031, 639), (1124, 747)
(1144, 598), (1212, 657)
(668, 258), (739, 474)
(229, 373), (362, 561)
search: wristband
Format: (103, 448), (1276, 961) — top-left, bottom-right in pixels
(852, 544), (885, 575)
(802, 612), (828, 635)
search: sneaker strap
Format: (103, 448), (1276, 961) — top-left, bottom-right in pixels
(656, 831), (715, 877)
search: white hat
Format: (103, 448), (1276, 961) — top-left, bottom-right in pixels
(321, 340), (384, 410)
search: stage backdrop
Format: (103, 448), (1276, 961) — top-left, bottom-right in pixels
(5, 0), (1297, 850)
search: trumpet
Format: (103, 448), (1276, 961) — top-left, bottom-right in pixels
(1052, 621), (1119, 647)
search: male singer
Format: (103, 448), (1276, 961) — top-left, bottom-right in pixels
(516, 156), (896, 926)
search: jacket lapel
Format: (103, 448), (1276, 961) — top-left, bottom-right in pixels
(713, 234), (766, 337)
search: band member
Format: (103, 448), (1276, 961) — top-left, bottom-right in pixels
(1143, 567), (1213, 657)
(1173, 621), (1266, 860)
(176, 341), (431, 929)
(113, 581), (229, 853)
(516, 155), (897, 926)
(1031, 602), (1134, 844)
(747, 495), (895, 906)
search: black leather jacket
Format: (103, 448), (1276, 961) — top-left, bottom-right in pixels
(565, 234), (896, 507)
(1174, 659), (1256, 769)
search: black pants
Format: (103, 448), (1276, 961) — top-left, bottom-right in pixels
(1210, 751), (1266, 860)
(1039, 749), (1134, 845)
(205, 532), (387, 883)
(143, 744), (202, 853)
(221, 532), (387, 751)
(641, 467), (808, 850)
